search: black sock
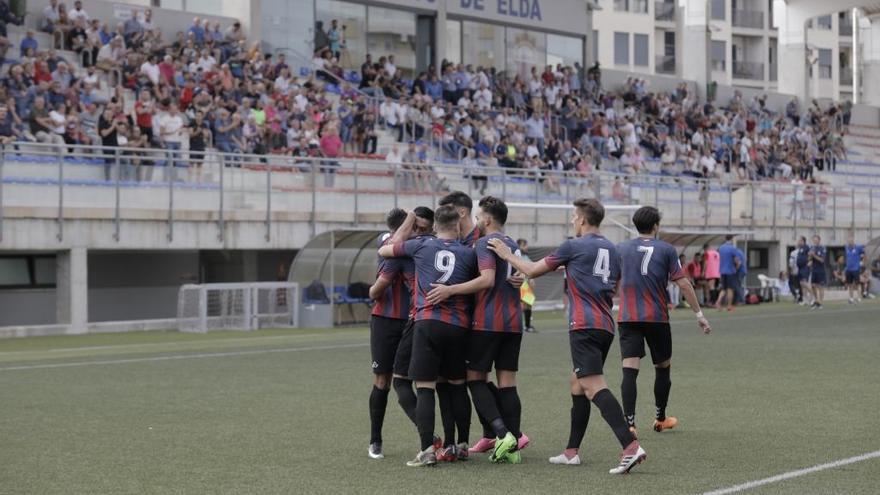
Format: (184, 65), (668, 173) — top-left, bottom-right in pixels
(436, 383), (456, 447)
(524, 308), (532, 328)
(416, 387), (436, 450)
(499, 387), (522, 438)
(392, 377), (418, 427)
(478, 382), (503, 438)
(654, 366), (671, 421)
(621, 367), (639, 428)
(592, 388), (635, 448)
(468, 381), (507, 437)
(567, 394), (590, 449)
(369, 386), (390, 444)
(450, 383), (471, 445)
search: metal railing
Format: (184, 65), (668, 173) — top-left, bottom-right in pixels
(655, 1), (675, 21)
(655, 55), (676, 75)
(840, 70), (854, 87)
(733, 61), (764, 80)
(732, 9), (764, 29)
(1, 142), (877, 244)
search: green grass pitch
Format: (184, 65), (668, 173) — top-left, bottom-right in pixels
(1, 302), (879, 494)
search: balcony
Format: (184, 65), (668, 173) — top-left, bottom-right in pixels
(769, 64), (777, 82)
(732, 9), (764, 29)
(711, 59), (726, 72)
(655, 1), (675, 21)
(840, 70), (853, 86)
(733, 60), (764, 80)
(655, 55), (675, 74)
(839, 22), (853, 37)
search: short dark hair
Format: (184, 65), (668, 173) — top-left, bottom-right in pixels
(573, 198), (604, 227)
(434, 205), (460, 232)
(413, 206), (434, 225)
(385, 208), (407, 231)
(517, 238), (528, 247)
(438, 191), (473, 212)
(725, 234), (734, 241)
(478, 196), (508, 226)
(632, 206), (662, 235)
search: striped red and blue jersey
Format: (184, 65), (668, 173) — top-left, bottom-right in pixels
(462, 226), (482, 248)
(617, 237), (685, 323)
(472, 233), (523, 332)
(543, 234), (620, 334)
(392, 236), (477, 328)
(372, 233), (412, 320)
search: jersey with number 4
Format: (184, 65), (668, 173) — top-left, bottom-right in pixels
(392, 236), (477, 327)
(617, 237), (685, 323)
(544, 234), (620, 334)
(472, 233), (523, 333)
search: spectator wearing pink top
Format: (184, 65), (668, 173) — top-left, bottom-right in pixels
(702, 243), (721, 295)
(319, 126), (342, 187)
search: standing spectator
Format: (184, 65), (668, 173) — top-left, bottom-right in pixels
(98, 106), (121, 180)
(157, 104), (185, 181)
(134, 90), (154, 143)
(327, 19), (342, 59)
(188, 17), (205, 46)
(187, 110), (210, 180)
(42, 0), (61, 34)
(0, 0), (22, 38)
(319, 124), (342, 187)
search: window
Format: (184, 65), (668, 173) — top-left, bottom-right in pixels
(0, 256), (56, 288)
(614, 0), (629, 12)
(505, 28), (546, 79)
(547, 34), (583, 68)
(747, 248), (768, 270)
(633, 0), (648, 13)
(634, 34), (649, 66)
(614, 32), (629, 65)
(446, 20), (462, 65)
(593, 30), (599, 64)
(367, 7), (416, 77)
(816, 15), (832, 30)
(711, 0), (725, 20)
(711, 40), (726, 71)
(462, 21), (505, 72)
(316, 0), (367, 70)
(818, 48), (832, 79)
(664, 31), (675, 56)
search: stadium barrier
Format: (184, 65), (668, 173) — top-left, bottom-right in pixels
(1, 142), (877, 245)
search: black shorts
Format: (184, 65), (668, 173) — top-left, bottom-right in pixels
(810, 268), (827, 286)
(569, 329), (614, 378)
(409, 320), (468, 382)
(618, 322), (672, 364)
(392, 318), (415, 376)
(370, 315), (407, 374)
(845, 270), (861, 285)
(721, 274), (739, 291)
(466, 331), (523, 373)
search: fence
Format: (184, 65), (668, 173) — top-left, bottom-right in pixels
(1, 142), (878, 244)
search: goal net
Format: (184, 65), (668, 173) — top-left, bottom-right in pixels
(176, 282), (300, 333)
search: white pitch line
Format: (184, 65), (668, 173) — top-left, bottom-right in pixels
(700, 450), (880, 495)
(0, 342), (369, 372)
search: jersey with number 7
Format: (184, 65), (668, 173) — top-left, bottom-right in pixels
(617, 237), (685, 323)
(392, 236), (478, 328)
(543, 234), (620, 334)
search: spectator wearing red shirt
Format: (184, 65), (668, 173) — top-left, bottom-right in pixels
(686, 252), (707, 304)
(319, 124), (342, 187)
(134, 90), (154, 142)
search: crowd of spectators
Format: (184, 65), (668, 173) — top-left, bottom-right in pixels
(0, 5), (855, 193)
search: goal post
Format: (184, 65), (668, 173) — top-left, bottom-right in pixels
(176, 282), (300, 333)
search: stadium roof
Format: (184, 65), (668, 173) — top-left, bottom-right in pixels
(659, 230), (755, 248)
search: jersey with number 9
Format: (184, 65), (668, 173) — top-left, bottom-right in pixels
(392, 236), (478, 328)
(617, 237), (686, 323)
(543, 233), (620, 334)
